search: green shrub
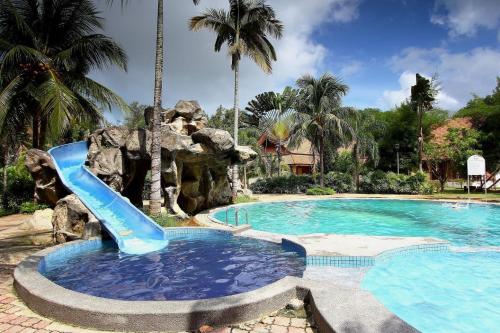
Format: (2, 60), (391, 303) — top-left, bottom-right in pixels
(150, 214), (182, 228)
(1, 155), (35, 213)
(19, 202), (49, 214)
(324, 172), (354, 193)
(360, 171), (429, 194)
(250, 175), (315, 194)
(306, 186), (336, 195)
(235, 195), (256, 204)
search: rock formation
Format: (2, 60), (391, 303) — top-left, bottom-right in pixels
(26, 100), (257, 229)
(52, 194), (103, 243)
(25, 149), (69, 207)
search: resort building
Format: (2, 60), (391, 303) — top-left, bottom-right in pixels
(257, 133), (318, 175)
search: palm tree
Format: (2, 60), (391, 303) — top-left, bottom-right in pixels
(245, 87), (297, 176)
(293, 73), (353, 187)
(351, 111), (384, 192)
(107, 0), (200, 216)
(0, 0), (129, 149)
(190, 0), (283, 199)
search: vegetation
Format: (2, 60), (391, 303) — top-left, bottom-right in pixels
(190, 0), (283, 198)
(293, 74), (354, 187)
(0, 0), (129, 150)
(306, 186), (335, 196)
(124, 102), (147, 129)
(150, 214), (182, 228)
(250, 175), (315, 194)
(360, 171), (431, 195)
(411, 74), (437, 171)
(1, 155), (35, 213)
(234, 195), (257, 204)
(20, 202), (48, 214)
(424, 128), (481, 191)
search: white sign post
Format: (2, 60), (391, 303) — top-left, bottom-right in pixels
(467, 155), (486, 194)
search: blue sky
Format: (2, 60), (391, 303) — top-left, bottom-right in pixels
(94, 0), (500, 123)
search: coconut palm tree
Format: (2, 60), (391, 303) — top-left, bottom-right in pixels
(190, 0), (283, 199)
(351, 111), (384, 191)
(293, 73), (354, 187)
(107, 0), (201, 216)
(245, 87), (297, 176)
(0, 0), (129, 149)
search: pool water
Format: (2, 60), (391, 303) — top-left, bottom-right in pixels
(362, 251), (500, 333)
(213, 199), (500, 246)
(41, 232), (305, 301)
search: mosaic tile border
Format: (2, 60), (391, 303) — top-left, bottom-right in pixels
(305, 243), (450, 268)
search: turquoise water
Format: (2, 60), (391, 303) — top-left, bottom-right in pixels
(362, 251), (500, 333)
(212, 199), (500, 246)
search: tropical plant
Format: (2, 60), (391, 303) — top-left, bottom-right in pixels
(124, 102), (147, 129)
(190, 0), (283, 198)
(245, 87), (297, 176)
(0, 0), (129, 149)
(107, 0), (201, 216)
(351, 110), (385, 191)
(411, 73), (437, 171)
(424, 127), (481, 191)
(293, 73), (354, 187)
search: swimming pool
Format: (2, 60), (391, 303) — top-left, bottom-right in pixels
(362, 250), (500, 333)
(212, 199), (500, 246)
(40, 230), (305, 300)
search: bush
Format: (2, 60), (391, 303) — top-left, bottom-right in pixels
(235, 195), (256, 204)
(306, 186), (336, 195)
(250, 175), (315, 194)
(324, 172), (354, 193)
(360, 171), (429, 194)
(1, 155), (35, 213)
(19, 202), (49, 214)
(150, 214), (182, 228)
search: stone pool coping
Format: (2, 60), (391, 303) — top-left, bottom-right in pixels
(13, 229), (419, 333)
(198, 197), (458, 266)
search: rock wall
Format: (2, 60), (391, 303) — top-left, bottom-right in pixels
(26, 100), (256, 231)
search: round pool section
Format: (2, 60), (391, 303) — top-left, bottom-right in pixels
(362, 250), (500, 333)
(212, 199), (500, 246)
(39, 229), (305, 301)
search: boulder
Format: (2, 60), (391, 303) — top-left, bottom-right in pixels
(27, 100), (257, 223)
(52, 194), (102, 244)
(19, 208), (54, 245)
(24, 149), (69, 207)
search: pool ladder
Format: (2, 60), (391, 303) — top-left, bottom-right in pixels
(225, 207), (249, 226)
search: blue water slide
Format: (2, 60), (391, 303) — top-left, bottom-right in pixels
(49, 141), (168, 255)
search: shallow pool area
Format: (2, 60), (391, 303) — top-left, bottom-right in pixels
(362, 250), (500, 333)
(40, 230), (305, 301)
(212, 199), (500, 246)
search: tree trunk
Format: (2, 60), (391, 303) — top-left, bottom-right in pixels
(277, 139), (281, 177)
(417, 105), (424, 172)
(319, 131), (325, 187)
(352, 142), (359, 192)
(2, 150), (8, 194)
(149, 0), (164, 216)
(39, 117), (47, 149)
(231, 59), (240, 200)
(243, 164), (247, 189)
(32, 109), (41, 149)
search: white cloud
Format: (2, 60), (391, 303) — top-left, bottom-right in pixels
(380, 71), (460, 110)
(431, 0), (500, 38)
(91, 0), (361, 121)
(380, 47), (500, 110)
(339, 60), (363, 77)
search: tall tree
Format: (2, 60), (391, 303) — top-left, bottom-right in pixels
(351, 111), (384, 191)
(190, 0), (283, 199)
(411, 73), (436, 172)
(108, 0), (201, 216)
(293, 73), (353, 187)
(245, 87), (297, 176)
(0, 0), (129, 149)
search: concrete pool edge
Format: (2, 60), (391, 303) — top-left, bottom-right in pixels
(13, 237), (304, 332)
(13, 237), (419, 333)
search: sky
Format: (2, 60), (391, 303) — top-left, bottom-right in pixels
(90, 0), (500, 123)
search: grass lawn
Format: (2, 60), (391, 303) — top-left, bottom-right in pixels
(426, 188), (500, 201)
